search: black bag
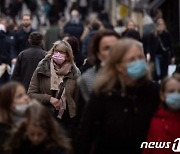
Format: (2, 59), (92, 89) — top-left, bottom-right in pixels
(46, 78), (68, 117)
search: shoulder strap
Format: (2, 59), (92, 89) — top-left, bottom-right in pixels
(157, 36), (166, 51)
(56, 78), (68, 100)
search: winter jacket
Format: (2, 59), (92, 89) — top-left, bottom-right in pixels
(12, 28), (35, 58)
(12, 45), (46, 90)
(27, 56), (81, 118)
(142, 107), (180, 154)
(75, 80), (160, 154)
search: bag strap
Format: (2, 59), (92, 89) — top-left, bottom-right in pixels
(56, 78), (68, 100)
(157, 36), (167, 51)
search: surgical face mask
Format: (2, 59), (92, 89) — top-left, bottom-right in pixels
(52, 52), (66, 65)
(165, 93), (180, 110)
(15, 104), (30, 114)
(127, 60), (148, 80)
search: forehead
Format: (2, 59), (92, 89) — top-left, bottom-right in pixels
(165, 79), (180, 91)
(100, 36), (118, 46)
(123, 44), (142, 58)
(22, 16), (31, 20)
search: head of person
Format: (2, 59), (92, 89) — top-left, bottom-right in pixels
(5, 102), (72, 153)
(160, 74), (180, 111)
(66, 36), (80, 54)
(89, 19), (101, 31)
(95, 38), (150, 93)
(125, 19), (136, 30)
(0, 82), (29, 123)
(21, 14), (32, 28)
(70, 9), (80, 24)
(156, 18), (167, 32)
(48, 40), (74, 66)
(28, 31), (43, 46)
(122, 29), (141, 42)
(89, 30), (120, 68)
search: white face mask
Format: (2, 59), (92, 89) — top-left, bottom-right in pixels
(15, 104), (30, 114)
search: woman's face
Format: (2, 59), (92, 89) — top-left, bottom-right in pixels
(13, 85), (29, 106)
(157, 21), (165, 31)
(161, 79), (180, 102)
(127, 21), (135, 29)
(53, 44), (68, 59)
(98, 36), (118, 63)
(116, 45), (145, 79)
(27, 124), (47, 145)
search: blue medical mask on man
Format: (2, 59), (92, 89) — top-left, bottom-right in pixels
(127, 60), (148, 80)
(165, 93), (180, 110)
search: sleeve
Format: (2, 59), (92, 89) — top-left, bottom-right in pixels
(27, 68), (51, 104)
(11, 54), (22, 81)
(74, 93), (103, 154)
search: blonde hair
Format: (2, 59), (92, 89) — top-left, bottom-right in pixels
(48, 40), (74, 64)
(95, 38), (150, 94)
(154, 18), (167, 36)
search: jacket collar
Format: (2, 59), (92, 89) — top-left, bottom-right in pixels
(37, 56), (80, 79)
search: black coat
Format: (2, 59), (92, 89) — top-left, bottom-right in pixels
(75, 81), (160, 154)
(12, 46), (46, 90)
(149, 31), (172, 62)
(12, 28), (35, 58)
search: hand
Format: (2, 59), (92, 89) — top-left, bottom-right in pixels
(50, 97), (60, 110)
(171, 57), (175, 64)
(146, 53), (151, 62)
(11, 58), (17, 65)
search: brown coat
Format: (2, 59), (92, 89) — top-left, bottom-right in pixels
(27, 56), (81, 118)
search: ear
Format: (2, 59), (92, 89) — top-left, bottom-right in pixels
(28, 39), (31, 44)
(160, 91), (166, 102)
(116, 62), (124, 73)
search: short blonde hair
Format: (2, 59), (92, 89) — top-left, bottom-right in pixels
(48, 40), (74, 64)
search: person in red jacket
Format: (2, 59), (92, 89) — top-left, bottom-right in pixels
(143, 73), (180, 154)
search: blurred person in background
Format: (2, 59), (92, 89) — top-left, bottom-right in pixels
(64, 10), (84, 41)
(5, 102), (72, 154)
(12, 14), (35, 65)
(0, 82), (29, 153)
(45, 16), (61, 51)
(28, 40), (80, 135)
(76, 39), (160, 154)
(12, 32), (46, 90)
(149, 18), (174, 81)
(66, 36), (84, 69)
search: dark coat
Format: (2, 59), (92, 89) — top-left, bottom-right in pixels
(11, 46), (46, 90)
(142, 107), (180, 154)
(12, 28), (35, 58)
(64, 22), (84, 40)
(149, 31), (172, 62)
(27, 56), (81, 118)
(75, 81), (160, 154)
(12, 139), (66, 154)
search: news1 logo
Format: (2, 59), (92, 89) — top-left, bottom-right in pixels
(140, 138), (180, 152)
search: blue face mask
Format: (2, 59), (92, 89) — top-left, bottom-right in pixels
(127, 60), (148, 80)
(165, 93), (180, 110)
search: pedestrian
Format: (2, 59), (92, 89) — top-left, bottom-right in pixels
(28, 40), (81, 134)
(66, 36), (84, 69)
(75, 38), (160, 154)
(0, 82), (29, 153)
(149, 18), (174, 81)
(5, 102), (72, 154)
(76, 30), (120, 125)
(12, 14), (35, 63)
(12, 32), (46, 90)
(143, 74), (180, 154)
(64, 10), (84, 40)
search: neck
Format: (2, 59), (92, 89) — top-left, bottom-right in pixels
(23, 26), (31, 32)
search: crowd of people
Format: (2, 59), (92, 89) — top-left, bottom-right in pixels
(0, 1), (180, 154)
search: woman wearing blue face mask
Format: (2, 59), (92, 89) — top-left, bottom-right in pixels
(143, 74), (180, 154)
(75, 39), (160, 154)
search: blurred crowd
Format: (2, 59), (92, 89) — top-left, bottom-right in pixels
(0, 0), (180, 154)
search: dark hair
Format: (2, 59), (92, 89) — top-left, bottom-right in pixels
(88, 30), (120, 67)
(0, 82), (23, 124)
(5, 102), (72, 153)
(160, 73), (180, 93)
(66, 36), (80, 54)
(29, 31), (43, 46)
(121, 29), (141, 42)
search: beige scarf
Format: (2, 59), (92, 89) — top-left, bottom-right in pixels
(50, 59), (72, 119)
